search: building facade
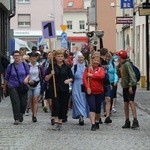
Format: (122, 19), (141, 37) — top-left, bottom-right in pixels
(10, 0), (63, 49)
(0, 0), (11, 56)
(63, 0), (94, 51)
(0, 0), (15, 102)
(89, 0), (116, 51)
(116, 0), (150, 83)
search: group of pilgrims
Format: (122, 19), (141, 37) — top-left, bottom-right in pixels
(3, 44), (121, 131)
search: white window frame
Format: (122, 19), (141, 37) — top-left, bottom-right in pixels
(79, 21), (85, 30)
(18, 0), (30, 3)
(67, 21), (72, 30)
(18, 14), (31, 28)
(68, 2), (73, 7)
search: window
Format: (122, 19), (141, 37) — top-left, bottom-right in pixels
(79, 21), (85, 30)
(67, 21), (72, 30)
(18, 14), (31, 28)
(18, 0), (30, 3)
(68, 2), (73, 7)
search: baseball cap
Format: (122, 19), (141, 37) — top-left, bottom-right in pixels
(116, 50), (127, 59)
(28, 52), (38, 57)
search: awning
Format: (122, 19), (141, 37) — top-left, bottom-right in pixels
(68, 36), (88, 42)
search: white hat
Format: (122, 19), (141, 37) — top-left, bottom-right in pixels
(36, 51), (41, 55)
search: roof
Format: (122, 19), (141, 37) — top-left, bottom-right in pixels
(63, 0), (85, 12)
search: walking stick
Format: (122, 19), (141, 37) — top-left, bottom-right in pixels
(49, 39), (57, 98)
(87, 50), (92, 87)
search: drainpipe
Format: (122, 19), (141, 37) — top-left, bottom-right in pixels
(146, 0), (149, 90)
(8, 0), (16, 59)
(94, 0), (97, 50)
(132, 0), (136, 64)
(9, 0), (16, 19)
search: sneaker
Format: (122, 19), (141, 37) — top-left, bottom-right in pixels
(95, 122), (99, 129)
(122, 120), (131, 128)
(99, 118), (103, 124)
(51, 117), (55, 125)
(104, 112), (106, 117)
(131, 119), (139, 129)
(43, 106), (48, 113)
(14, 120), (20, 125)
(104, 117), (112, 124)
(112, 106), (117, 113)
(79, 118), (84, 125)
(52, 123), (59, 131)
(91, 124), (96, 131)
(62, 118), (67, 123)
(19, 114), (23, 122)
(25, 110), (29, 116)
(57, 123), (62, 130)
(32, 116), (37, 122)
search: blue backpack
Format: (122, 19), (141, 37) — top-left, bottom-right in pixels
(132, 64), (141, 82)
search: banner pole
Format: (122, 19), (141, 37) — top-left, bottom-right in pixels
(49, 39), (57, 97)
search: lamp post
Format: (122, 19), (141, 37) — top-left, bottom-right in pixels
(132, 0), (135, 64)
(145, 0), (149, 90)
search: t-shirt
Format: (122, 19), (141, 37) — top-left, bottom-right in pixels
(5, 62), (29, 87)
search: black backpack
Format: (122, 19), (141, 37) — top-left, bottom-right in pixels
(132, 64), (141, 82)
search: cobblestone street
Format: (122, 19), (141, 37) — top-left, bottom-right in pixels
(0, 93), (150, 150)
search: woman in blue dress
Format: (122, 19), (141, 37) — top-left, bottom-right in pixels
(71, 54), (89, 125)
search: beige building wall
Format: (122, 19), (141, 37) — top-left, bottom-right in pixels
(96, 0), (116, 52)
(115, 0), (148, 79)
(10, 0), (63, 42)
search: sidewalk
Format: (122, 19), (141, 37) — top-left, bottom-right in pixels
(117, 83), (150, 115)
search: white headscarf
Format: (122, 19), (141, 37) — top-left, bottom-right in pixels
(73, 51), (82, 65)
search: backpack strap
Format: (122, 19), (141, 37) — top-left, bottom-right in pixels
(38, 65), (43, 86)
(22, 62), (27, 76)
(111, 60), (115, 68)
(13, 63), (21, 84)
(74, 64), (77, 74)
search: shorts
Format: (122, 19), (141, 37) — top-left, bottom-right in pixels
(113, 85), (117, 98)
(28, 87), (41, 98)
(104, 84), (111, 98)
(123, 86), (136, 102)
(110, 83), (117, 98)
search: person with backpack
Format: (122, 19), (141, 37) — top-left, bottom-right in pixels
(3, 51), (30, 125)
(107, 52), (118, 113)
(71, 54), (89, 125)
(116, 50), (139, 129)
(40, 51), (51, 113)
(99, 48), (112, 124)
(42, 51), (55, 125)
